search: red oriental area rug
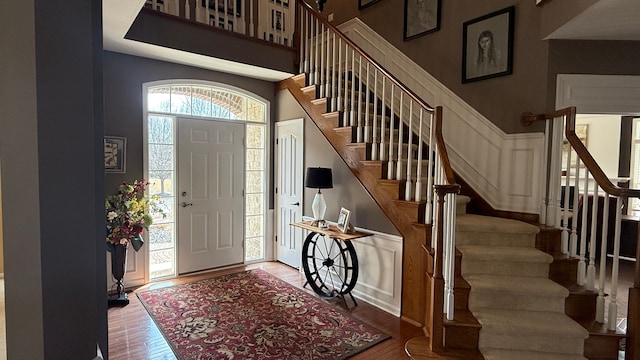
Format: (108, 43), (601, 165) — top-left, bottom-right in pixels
(137, 269), (390, 359)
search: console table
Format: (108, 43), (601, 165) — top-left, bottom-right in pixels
(291, 221), (370, 308)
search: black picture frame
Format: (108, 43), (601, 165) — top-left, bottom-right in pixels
(358, 0), (381, 10)
(403, 0), (441, 40)
(462, 6), (515, 83)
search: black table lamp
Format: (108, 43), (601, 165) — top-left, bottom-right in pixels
(305, 167), (333, 226)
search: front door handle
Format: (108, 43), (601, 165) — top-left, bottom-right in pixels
(291, 202), (300, 206)
(181, 202), (193, 208)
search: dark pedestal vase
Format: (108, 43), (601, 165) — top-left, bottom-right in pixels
(108, 243), (130, 307)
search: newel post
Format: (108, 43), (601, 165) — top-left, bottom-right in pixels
(428, 184), (459, 350)
(627, 222), (640, 360)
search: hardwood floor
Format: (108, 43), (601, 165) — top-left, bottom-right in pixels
(108, 261), (425, 359)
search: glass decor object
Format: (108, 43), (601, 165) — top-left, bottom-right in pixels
(305, 167), (333, 227)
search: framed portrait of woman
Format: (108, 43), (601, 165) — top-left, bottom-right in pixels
(462, 6), (515, 83)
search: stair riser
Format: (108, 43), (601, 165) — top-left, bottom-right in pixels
(462, 261), (550, 278)
(469, 293), (566, 313)
(456, 231), (536, 247)
(564, 293), (597, 321)
(445, 325), (480, 349)
(583, 333), (622, 359)
(480, 335), (585, 355)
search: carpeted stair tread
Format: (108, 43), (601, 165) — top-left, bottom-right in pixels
(473, 308), (589, 339)
(465, 274), (569, 297)
(481, 348), (587, 360)
(457, 214), (539, 234)
(458, 245), (553, 263)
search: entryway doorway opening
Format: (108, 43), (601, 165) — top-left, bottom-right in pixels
(144, 81), (268, 280)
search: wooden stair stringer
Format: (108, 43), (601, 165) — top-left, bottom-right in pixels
(281, 75), (429, 325)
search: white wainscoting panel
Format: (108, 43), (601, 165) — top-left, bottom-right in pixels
(301, 216), (403, 316)
(339, 19), (545, 215)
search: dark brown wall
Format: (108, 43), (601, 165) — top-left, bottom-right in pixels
(316, 0), (635, 134)
(103, 51), (277, 207)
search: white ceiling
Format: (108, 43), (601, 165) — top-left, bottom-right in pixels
(102, 0), (294, 81)
(545, 0), (640, 41)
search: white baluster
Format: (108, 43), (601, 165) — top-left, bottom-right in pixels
(379, 77), (386, 161)
(342, 44), (349, 126)
(596, 193), (609, 323)
(586, 180), (599, 291)
(371, 70), (378, 161)
(561, 140), (573, 255)
(578, 168), (589, 285)
(356, 56), (363, 143)
(330, 32), (336, 112)
(396, 92), (404, 181)
(425, 112), (435, 224)
(570, 161), (581, 258)
(319, 23), (324, 97)
(336, 38), (342, 113)
(364, 62), (371, 144)
(608, 198), (623, 331)
(387, 85), (395, 180)
(446, 192), (457, 321)
(349, 49), (356, 127)
(415, 109), (424, 202)
(405, 100), (414, 201)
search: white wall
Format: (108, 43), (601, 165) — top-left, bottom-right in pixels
(576, 114), (622, 178)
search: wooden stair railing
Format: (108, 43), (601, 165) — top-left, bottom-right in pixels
(523, 107), (639, 360)
(286, 0), (462, 352)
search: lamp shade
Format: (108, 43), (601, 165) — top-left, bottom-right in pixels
(305, 167), (333, 189)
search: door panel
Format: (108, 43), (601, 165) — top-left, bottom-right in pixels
(275, 119), (304, 268)
(178, 118), (245, 274)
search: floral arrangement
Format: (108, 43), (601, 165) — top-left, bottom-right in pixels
(105, 180), (164, 252)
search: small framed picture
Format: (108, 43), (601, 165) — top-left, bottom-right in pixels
(359, 0), (381, 10)
(404, 0), (441, 40)
(337, 207), (351, 233)
(462, 6), (515, 83)
(272, 9), (284, 31)
(104, 136), (126, 173)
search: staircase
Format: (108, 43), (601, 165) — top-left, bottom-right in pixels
(283, 2), (633, 359)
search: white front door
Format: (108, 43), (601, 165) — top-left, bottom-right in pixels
(275, 119), (304, 268)
(177, 117), (245, 274)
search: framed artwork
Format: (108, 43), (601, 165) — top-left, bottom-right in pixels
(358, 0), (381, 10)
(404, 0), (441, 40)
(104, 136), (126, 173)
(272, 9), (284, 31)
(462, 6), (515, 83)
(337, 207), (351, 233)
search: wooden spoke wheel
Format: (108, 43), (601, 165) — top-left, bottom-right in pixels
(301, 232), (359, 299)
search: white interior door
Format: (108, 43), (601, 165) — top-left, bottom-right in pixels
(177, 117), (245, 274)
(275, 119), (304, 268)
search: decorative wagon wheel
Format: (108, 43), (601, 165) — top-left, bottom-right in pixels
(301, 232), (359, 300)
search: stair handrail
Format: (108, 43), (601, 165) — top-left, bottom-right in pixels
(296, 2), (437, 113)
(296, 1), (460, 351)
(523, 107), (640, 199)
(523, 106), (639, 359)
